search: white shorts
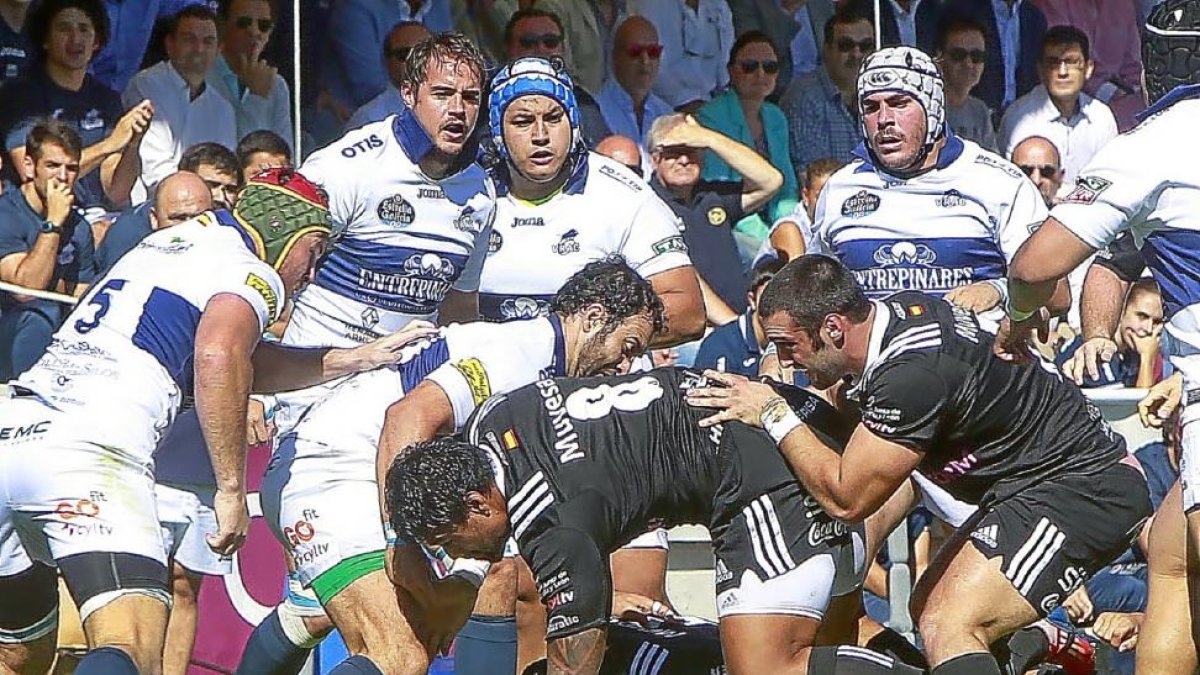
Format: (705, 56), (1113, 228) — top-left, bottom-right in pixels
(0, 396), (166, 575)
(156, 483), (231, 576)
(623, 528), (669, 550)
(912, 472), (977, 528)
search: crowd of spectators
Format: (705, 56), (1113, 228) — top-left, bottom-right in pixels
(0, 1), (1171, 671)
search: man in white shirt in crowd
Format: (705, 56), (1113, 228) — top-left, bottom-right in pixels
(345, 21), (431, 131)
(207, 0), (293, 152)
(999, 25), (1118, 192)
(636, 0), (734, 111)
(124, 5), (236, 197)
(596, 16), (673, 160)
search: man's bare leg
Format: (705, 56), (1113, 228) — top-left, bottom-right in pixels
(1139, 483), (1197, 674)
(162, 562), (202, 675)
(322, 569), (429, 675)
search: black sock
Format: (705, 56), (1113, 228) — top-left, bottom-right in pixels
(329, 654), (385, 674)
(234, 609), (313, 675)
(1004, 627), (1051, 675)
(932, 652), (1003, 675)
(75, 646), (139, 674)
(455, 614), (517, 675)
(865, 627), (930, 670)
(808, 645), (926, 673)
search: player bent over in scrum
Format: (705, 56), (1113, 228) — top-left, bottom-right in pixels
(387, 368), (926, 675)
(260, 258), (664, 675)
(687, 255), (1152, 675)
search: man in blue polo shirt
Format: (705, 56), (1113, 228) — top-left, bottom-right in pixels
(0, 120), (97, 379)
(647, 112), (781, 322)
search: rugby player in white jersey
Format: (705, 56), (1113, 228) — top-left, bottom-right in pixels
(472, 57), (705, 670)
(235, 34), (498, 675)
(1002, 1), (1200, 670)
(810, 47), (1053, 330)
(0, 169), (436, 675)
(258, 257), (664, 675)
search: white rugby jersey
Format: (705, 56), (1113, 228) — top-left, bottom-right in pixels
(274, 316), (568, 475)
(14, 211), (284, 461)
(812, 134), (1046, 301)
(287, 111), (496, 348)
(477, 153), (690, 321)
(1051, 88), (1200, 351)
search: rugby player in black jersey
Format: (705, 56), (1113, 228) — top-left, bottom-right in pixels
(686, 255), (1152, 675)
(386, 367), (926, 675)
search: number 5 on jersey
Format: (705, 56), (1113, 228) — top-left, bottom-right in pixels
(74, 279), (127, 334)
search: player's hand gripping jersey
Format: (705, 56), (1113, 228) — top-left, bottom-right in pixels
(288, 112), (497, 346)
(14, 211), (285, 459)
(478, 154), (690, 321)
(465, 368), (864, 640)
(812, 136), (1046, 302)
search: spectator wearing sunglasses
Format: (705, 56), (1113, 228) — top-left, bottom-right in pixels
(636, 0), (734, 111)
(596, 16), (673, 164)
(998, 25), (1118, 191)
(1010, 135), (1062, 207)
(937, 17), (998, 151)
(780, 7), (873, 176)
(844, 0), (942, 55)
(501, 8), (612, 149)
(942, 0), (1047, 112)
(344, 21), (431, 131)
(208, 0), (293, 152)
(536, 0), (628, 96)
(729, 0), (837, 98)
(696, 31), (798, 252)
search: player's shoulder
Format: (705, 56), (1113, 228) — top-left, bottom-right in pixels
(304, 117), (396, 171)
(585, 153), (652, 199)
(957, 141), (1026, 182)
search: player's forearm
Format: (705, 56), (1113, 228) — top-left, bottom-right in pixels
(249, 342), (373, 393)
(376, 401), (448, 516)
(10, 236), (62, 291)
(547, 628), (607, 675)
(195, 351), (252, 493)
(777, 425), (873, 521)
(1080, 264), (1129, 340)
(696, 273), (737, 326)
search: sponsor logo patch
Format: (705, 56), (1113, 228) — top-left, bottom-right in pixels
(452, 358), (492, 405)
(840, 190), (881, 218)
(936, 189), (966, 208)
(377, 194), (416, 226)
(1061, 176), (1113, 205)
(652, 235), (687, 255)
(970, 524), (998, 549)
(707, 206), (727, 225)
(488, 229), (503, 254)
(245, 272), (278, 318)
(552, 229), (581, 255)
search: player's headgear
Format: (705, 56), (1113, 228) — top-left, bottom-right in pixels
(1143, 0), (1200, 106)
(232, 168), (332, 269)
(488, 56), (582, 163)
(856, 47), (945, 168)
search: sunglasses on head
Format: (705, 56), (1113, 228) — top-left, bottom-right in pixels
(736, 59), (780, 75)
(625, 43), (663, 59)
(1019, 164), (1058, 177)
(945, 47), (987, 64)
(386, 46), (412, 62)
(835, 37), (874, 54)
(517, 33), (563, 50)
(235, 16), (273, 32)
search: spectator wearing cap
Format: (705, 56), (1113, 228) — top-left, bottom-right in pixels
(0, 121), (97, 380)
(88, 0), (208, 93)
(780, 7), (872, 175)
(537, 0), (628, 94)
(694, 257), (783, 376)
(697, 31), (798, 248)
(344, 21), (431, 131)
(207, 0), (293, 152)
(648, 112), (782, 321)
(1, 0), (154, 211)
(325, 0), (452, 116)
(502, 8), (612, 149)
(729, 0), (836, 96)
(1031, 0), (1145, 130)
(942, 0), (1047, 112)
(999, 25), (1118, 191)
(938, 17), (998, 151)
(635, 0), (734, 111)
(236, 128), (291, 184)
(596, 16), (673, 154)
(0, 0), (33, 86)
(123, 5), (236, 197)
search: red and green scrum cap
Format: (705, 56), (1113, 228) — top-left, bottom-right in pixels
(233, 168), (332, 269)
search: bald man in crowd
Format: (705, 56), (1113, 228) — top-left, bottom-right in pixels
(1010, 135), (1064, 207)
(94, 171), (214, 275)
(596, 135), (645, 177)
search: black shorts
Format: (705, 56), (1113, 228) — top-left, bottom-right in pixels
(709, 424), (864, 619)
(965, 461), (1151, 615)
(600, 618), (723, 675)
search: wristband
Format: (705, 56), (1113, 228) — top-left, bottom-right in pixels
(383, 521), (413, 547)
(760, 395), (803, 444)
(1005, 299), (1036, 323)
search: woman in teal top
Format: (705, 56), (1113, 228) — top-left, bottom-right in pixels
(697, 31), (799, 250)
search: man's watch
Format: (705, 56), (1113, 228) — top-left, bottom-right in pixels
(39, 219), (61, 235)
